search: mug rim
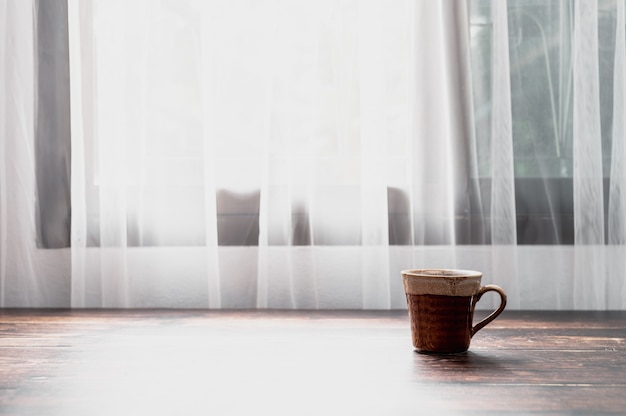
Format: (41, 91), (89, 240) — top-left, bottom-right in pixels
(401, 268), (482, 279)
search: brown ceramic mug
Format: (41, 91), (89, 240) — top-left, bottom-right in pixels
(402, 269), (507, 354)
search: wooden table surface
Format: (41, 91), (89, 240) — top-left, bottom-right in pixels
(0, 309), (624, 415)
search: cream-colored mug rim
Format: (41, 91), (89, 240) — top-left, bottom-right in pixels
(401, 268), (482, 279)
(402, 268), (482, 296)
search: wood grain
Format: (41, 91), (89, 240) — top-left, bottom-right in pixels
(0, 309), (624, 415)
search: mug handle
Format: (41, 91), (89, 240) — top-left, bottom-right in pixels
(471, 285), (507, 337)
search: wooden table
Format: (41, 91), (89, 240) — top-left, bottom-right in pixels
(0, 309), (624, 415)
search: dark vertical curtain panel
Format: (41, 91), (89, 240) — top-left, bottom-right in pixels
(35, 0), (71, 248)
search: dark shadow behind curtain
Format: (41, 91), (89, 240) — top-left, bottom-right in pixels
(35, 0), (71, 248)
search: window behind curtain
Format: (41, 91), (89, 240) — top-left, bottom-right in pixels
(470, 0), (618, 244)
(38, 0), (621, 247)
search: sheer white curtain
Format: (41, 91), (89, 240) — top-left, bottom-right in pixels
(67, 0), (394, 308)
(0, 0), (65, 307)
(0, 0), (38, 306)
(67, 0), (479, 308)
(2, 0), (626, 309)
(65, 0), (626, 309)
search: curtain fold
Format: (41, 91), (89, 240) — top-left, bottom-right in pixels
(609, 0), (626, 308)
(573, 0), (606, 308)
(410, 1), (456, 246)
(2, 0), (75, 307)
(0, 0), (42, 306)
(491, 0), (516, 246)
(0, 0), (7, 305)
(0, 0), (8, 306)
(67, 0), (87, 307)
(490, 0), (520, 309)
(199, 3), (222, 308)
